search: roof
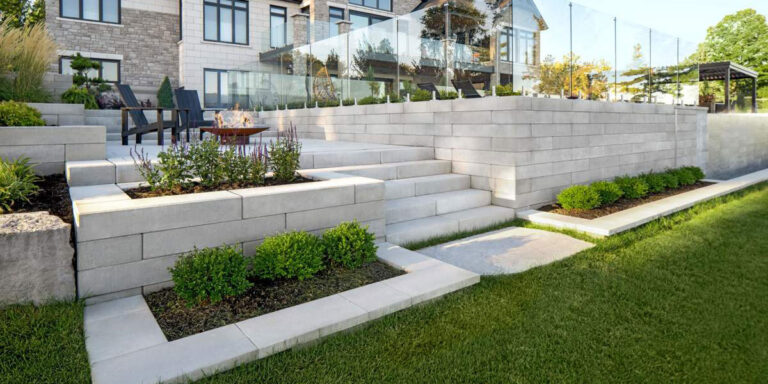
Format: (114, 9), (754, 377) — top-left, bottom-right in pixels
(699, 61), (759, 81)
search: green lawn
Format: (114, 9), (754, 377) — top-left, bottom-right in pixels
(2, 183), (767, 383)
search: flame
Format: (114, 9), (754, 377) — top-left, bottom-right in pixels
(215, 104), (254, 128)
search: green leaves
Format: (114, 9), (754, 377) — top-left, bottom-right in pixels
(322, 221), (378, 269)
(156, 76), (174, 109)
(170, 246), (252, 306)
(557, 185), (601, 210)
(0, 101), (45, 126)
(0, 156), (39, 213)
(253, 231), (326, 281)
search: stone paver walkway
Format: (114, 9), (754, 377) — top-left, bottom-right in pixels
(418, 227), (594, 275)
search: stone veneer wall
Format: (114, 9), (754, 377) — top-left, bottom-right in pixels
(706, 114), (768, 180)
(259, 97), (707, 209)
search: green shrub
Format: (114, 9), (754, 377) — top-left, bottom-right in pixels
(170, 246), (252, 306)
(269, 124), (301, 182)
(357, 96), (383, 105)
(61, 86), (98, 109)
(671, 168), (696, 186)
(322, 221), (378, 268)
(660, 171), (680, 189)
(439, 91), (458, 100)
(157, 76), (174, 108)
(557, 185), (601, 210)
(409, 88), (432, 102)
(387, 93), (403, 103)
(614, 176), (649, 199)
(0, 157), (40, 213)
(313, 99), (340, 108)
(682, 166), (705, 182)
(641, 173), (667, 194)
(188, 138), (223, 188)
(261, 104), (276, 111)
(155, 144), (193, 191)
(0, 101), (45, 126)
(287, 101), (306, 109)
(590, 181), (623, 205)
(341, 98), (355, 106)
(253, 231), (325, 280)
(495, 84), (520, 96)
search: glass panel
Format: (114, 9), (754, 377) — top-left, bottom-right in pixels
(349, 0), (362, 6)
(571, 3), (614, 101)
(234, 1), (246, 8)
(270, 14), (285, 47)
(83, 0), (100, 20)
(512, 0), (562, 94)
(379, 0), (390, 12)
(102, 0), (119, 22)
(651, 29), (678, 104)
(219, 7), (233, 42)
(86, 66), (99, 80)
(617, 19), (650, 103)
(60, 58), (74, 75)
(363, 0), (376, 9)
(234, 9), (247, 44)
(101, 61), (119, 82)
(204, 71), (219, 107)
(220, 71), (230, 106)
(61, 0), (79, 18)
(204, 5), (217, 40)
(350, 12), (368, 31)
(220, 0), (232, 6)
(679, 39), (700, 107)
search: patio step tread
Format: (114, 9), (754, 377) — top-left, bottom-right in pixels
(385, 173), (470, 200)
(311, 159), (451, 180)
(386, 205), (516, 246)
(386, 189), (491, 224)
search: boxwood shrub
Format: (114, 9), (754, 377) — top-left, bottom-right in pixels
(614, 176), (649, 199)
(683, 166), (705, 182)
(557, 185), (601, 210)
(641, 173), (667, 194)
(0, 101), (46, 126)
(322, 221), (378, 268)
(590, 181), (623, 205)
(252, 231), (325, 280)
(169, 245), (252, 306)
(410, 89), (432, 102)
(671, 168), (697, 186)
(660, 171), (680, 189)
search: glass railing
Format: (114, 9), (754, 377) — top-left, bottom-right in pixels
(228, 0), (701, 109)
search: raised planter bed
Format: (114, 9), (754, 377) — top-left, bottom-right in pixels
(124, 176), (316, 199)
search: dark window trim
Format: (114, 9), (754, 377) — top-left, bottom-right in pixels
(59, 0), (121, 24)
(59, 56), (121, 83)
(203, 0), (250, 46)
(329, 7), (344, 36)
(499, 27), (535, 64)
(269, 5), (287, 48)
(179, 0), (183, 41)
(204, 68), (225, 108)
(349, 10), (390, 29)
(348, 0), (391, 13)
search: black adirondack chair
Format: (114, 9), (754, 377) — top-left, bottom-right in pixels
(174, 88), (224, 140)
(417, 82), (442, 99)
(451, 79), (482, 98)
(117, 84), (185, 145)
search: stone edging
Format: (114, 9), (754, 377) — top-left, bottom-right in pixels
(518, 168), (768, 236)
(84, 243), (480, 384)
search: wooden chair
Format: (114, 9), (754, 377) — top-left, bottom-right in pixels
(451, 79), (482, 98)
(174, 88), (224, 140)
(117, 84), (186, 145)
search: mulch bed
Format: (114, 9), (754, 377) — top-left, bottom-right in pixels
(541, 181), (714, 220)
(125, 176), (315, 199)
(145, 261), (404, 341)
(9, 174), (73, 225)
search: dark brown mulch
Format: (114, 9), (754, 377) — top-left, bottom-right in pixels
(541, 181), (715, 220)
(145, 261), (403, 341)
(125, 176), (315, 199)
(9, 174), (73, 224)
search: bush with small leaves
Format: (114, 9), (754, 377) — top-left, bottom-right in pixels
(682, 166), (705, 182)
(155, 144), (193, 191)
(322, 221), (378, 269)
(495, 84), (520, 96)
(0, 157), (40, 213)
(614, 176), (649, 199)
(671, 168), (697, 186)
(252, 231), (325, 280)
(170, 245), (252, 306)
(409, 88), (433, 102)
(357, 96), (383, 105)
(642, 173), (667, 194)
(269, 124), (301, 182)
(341, 98), (355, 106)
(188, 138), (223, 188)
(0, 101), (46, 126)
(61, 86), (98, 109)
(660, 171), (679, 189)
(557, 185), (601, 210)
(439, 91), (458, 100)
(590, 181), (623, 206)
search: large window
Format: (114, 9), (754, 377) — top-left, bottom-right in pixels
(329, 7), (344, 37)
(349, 0), (390, 12)
(60, 0), (120, 24)
(270, 6), (286, 48)
(500, 27), (535, 65)
(204, 69), (251, 107)
(349, 10), (389, 31)
(204, 0), (248, 45)
(59, 56), (120, 83)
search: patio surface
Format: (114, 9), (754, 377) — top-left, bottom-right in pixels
(418, 227), (594, 275)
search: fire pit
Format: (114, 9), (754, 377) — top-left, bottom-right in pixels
(201, 109), (268, 144)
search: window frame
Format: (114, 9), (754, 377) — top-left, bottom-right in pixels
(329, 7), (344, 36)
(269, 5), (287, 48)
(59, 0), (121, 24)
(203, 0), (250, 46)
(349, 10), (389, 30)
(59, 56), (121, 84)
(348, 0), (391, 12)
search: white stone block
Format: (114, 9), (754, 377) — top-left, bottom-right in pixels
(339, 281), (412, 320)
(77, 235), (142, 270)
(381, 263), (479, 304)
(235, 181), (355, 218)
(78, 254), (179, 297)
(285, 201), (385, 232)
(85, 302), (166, 363)
(66, 160), (116, 186)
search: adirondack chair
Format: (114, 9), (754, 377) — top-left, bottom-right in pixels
(117, 84), (185, 145)
(174, 88), (225, 140)
(417, 82), (443, 99)
(451, 79), (482, 99)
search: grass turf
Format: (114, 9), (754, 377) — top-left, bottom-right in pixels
(0, 300), (90, 383)
(198, 182), (768, 383)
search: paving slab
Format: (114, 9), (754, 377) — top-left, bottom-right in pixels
(418, 227), (594, 275)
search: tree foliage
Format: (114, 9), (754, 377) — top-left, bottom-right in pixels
(0, 0), (45, 28)
(528, 54), (611, 100)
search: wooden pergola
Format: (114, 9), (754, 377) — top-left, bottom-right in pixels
(699, 61), (759, 113)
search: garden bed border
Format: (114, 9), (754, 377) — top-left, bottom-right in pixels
(518, 168), (768, 236)
(84, 243), (479, 384)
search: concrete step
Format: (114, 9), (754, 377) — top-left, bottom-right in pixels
(386, 189), (491, 224)
(313, 160), (450, 180)
(385, 174), (470, 200)
(385, 205), (517, 246)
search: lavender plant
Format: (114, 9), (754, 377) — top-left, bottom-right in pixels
(269, 123), (302, 182)
(188, 138), (223, 188)
(248, 140), (268, 185)
(155, 143), (193, 191)
(130, 146), (162, 191)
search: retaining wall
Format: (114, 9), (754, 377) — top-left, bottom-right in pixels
(706, 114), (768, 180)
(260, 97), (707, 209)
(0, 125), (106, 175)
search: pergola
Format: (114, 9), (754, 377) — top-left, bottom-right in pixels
(699, 61), (759, 113)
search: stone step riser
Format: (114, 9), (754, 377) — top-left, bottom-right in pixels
(386, 190), (491, 224)
(385, 174), (470, 200)
(385, 206), (516, 246)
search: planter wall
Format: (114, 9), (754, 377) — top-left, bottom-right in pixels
(0, 212), (75, 306)
(0, 125), (106, 175)
(260, 97), (708, 209)
(706, 114), (768, 180)
(72, 172), (386, 303)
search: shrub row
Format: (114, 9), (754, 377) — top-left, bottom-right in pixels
(557, 166), (705, 210)
(169, 221), (378, 306)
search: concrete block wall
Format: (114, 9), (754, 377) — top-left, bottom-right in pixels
(73, 175), (385, 302)
(259, 97), (708, 209)
(706, 114), (768, 180)
(0, 126), (106, 175)
(28, 103), (85, 126)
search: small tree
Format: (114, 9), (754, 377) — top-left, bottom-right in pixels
(157, 76), (174, 108)
(69, 53), (110, 91)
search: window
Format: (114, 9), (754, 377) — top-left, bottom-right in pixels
(500, 27), (535, 65)
(349, 0), (390, 12)
(60, 0), (120, 23)
(329, 7), (344, 37)
(349, 11), (389, 31)
(59, 56), (120, 83)
(270, 6), (286, 48)
(204, 69), (252, 107)
(204, 0), (248, 45)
